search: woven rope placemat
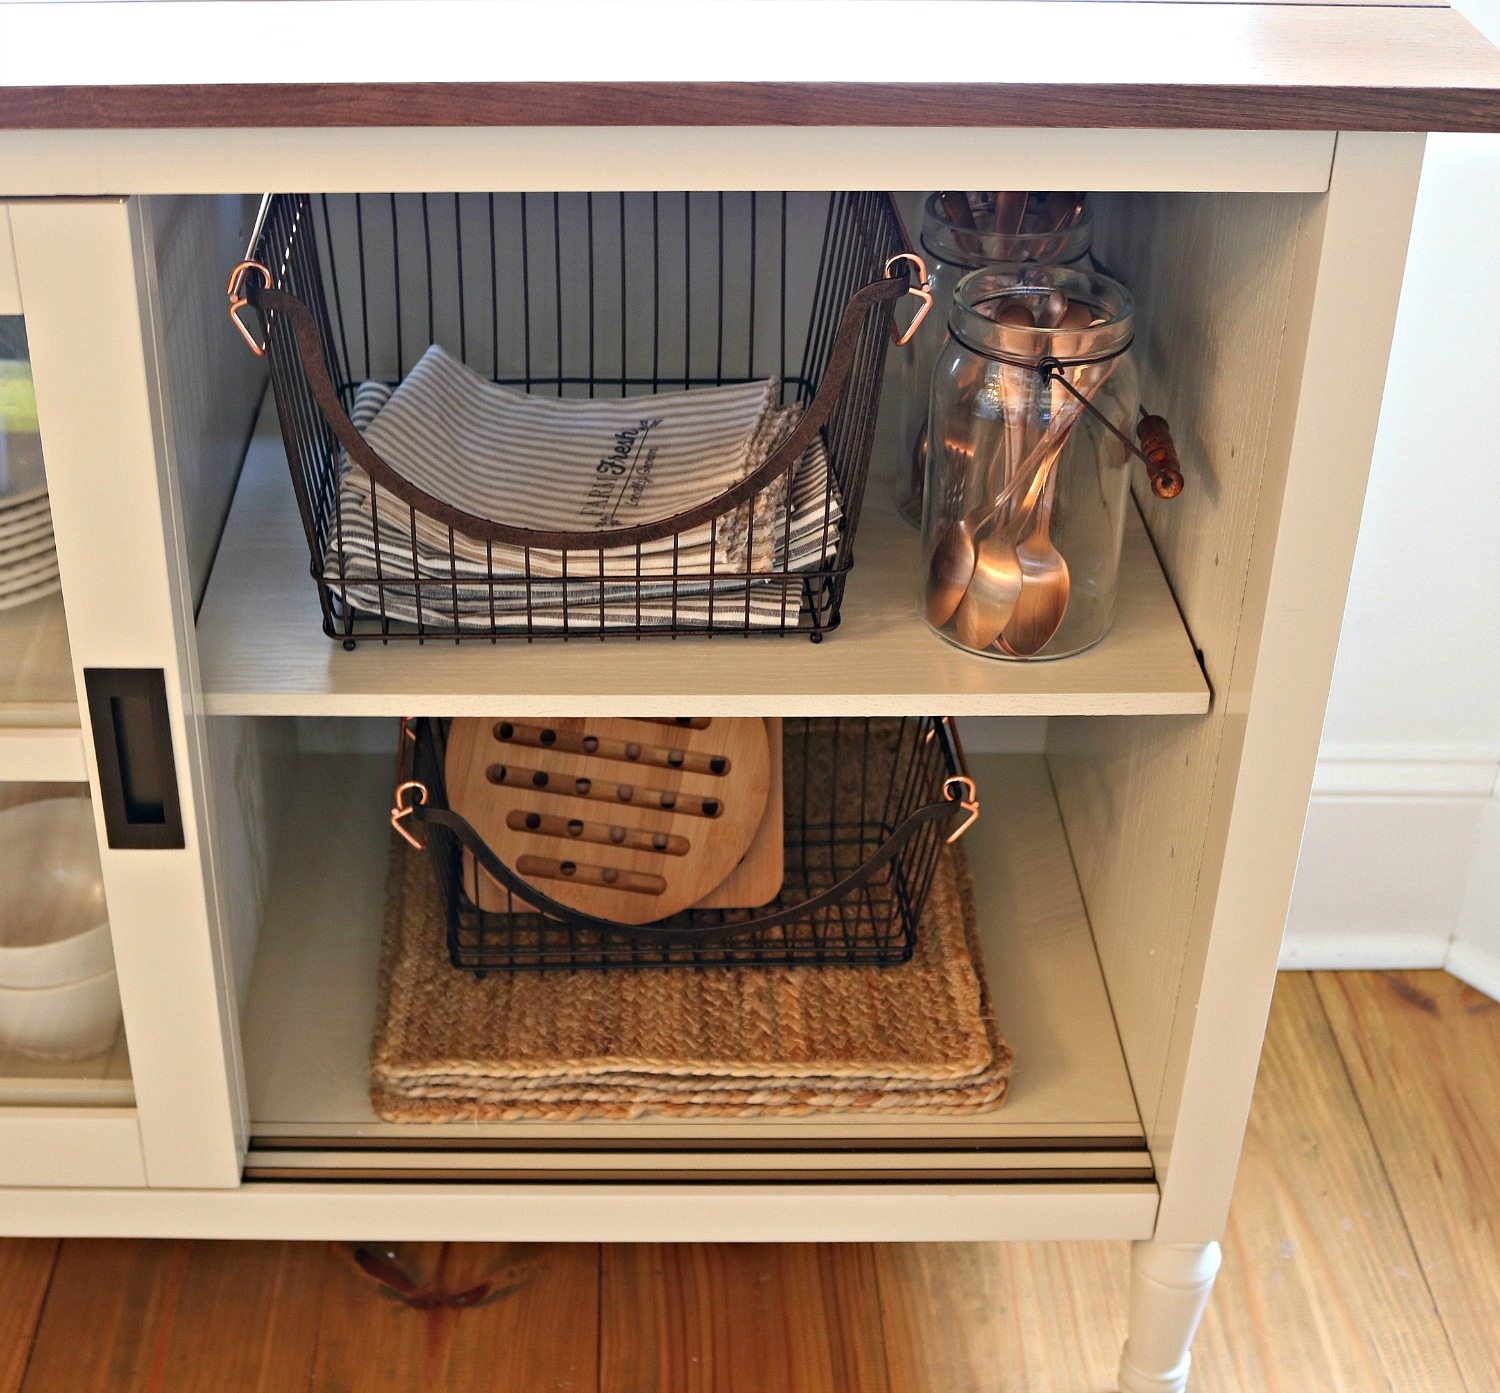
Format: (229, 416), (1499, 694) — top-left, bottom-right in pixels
(371, 828), (1012, 1122)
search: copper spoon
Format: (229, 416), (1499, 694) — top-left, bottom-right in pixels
(994, 298), (1037, 504)
(953, 418), (1070, 651)
(951, 512), (1024, 649)
(923, 299), (1036, 629)
(925, 436), (1043, 630)
(997, 302), (1100, 656)
(999, 461), (1071, 656)
(993, 190), (1028, 236)
(924, 442), (1006, 628)
(952, 296), (1084, 650)
(938, 191), (982, 257)
(1036, 288), (1069, 329)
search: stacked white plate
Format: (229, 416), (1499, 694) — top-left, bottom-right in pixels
(0, 430), (59, 613)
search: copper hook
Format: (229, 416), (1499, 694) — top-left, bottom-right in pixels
(226, 259), (273, 356)
(942, 774), (980, 844)
(391, 780), (430, 851)
(884, 252), (933, 347)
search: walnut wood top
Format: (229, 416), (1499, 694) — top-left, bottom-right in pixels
(1, 1), (1498, 133)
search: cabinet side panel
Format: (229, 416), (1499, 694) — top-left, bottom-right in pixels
(1051, 135), (1426, 1240)
(1048, 188), (1310, 1135)
(141, 195), (265, 609)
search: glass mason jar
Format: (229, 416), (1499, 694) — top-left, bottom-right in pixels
(895, 192), (1092, 526)
(921, 264), (1138, 661)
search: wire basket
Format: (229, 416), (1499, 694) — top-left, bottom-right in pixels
(229, 191), (929, 645)
(391, 716), (979, 973)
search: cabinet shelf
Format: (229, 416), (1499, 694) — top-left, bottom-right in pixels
(241, 748), (1148, 1183)
(195, 402), (1210, 718)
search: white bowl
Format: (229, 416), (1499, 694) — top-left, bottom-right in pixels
(0, 798), (113, 988)
(0, 967), (122, 1061)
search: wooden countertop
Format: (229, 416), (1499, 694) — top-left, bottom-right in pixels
(1, 1), (1498, 133)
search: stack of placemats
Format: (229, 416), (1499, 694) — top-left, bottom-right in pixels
(370, 828), (1013, 1122)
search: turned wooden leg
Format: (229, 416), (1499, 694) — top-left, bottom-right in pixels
(1117, 1240), (1222, 1393)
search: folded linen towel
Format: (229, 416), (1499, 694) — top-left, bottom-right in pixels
(348, 345), (791, 575)
(323, 356), (844, 630)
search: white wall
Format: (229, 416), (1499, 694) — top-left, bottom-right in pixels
(1282, 0), (1500, 995)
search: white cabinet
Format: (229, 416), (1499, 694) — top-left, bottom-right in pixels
(2, 126), (1426, 1200)
(0, 111), (1453, 1390)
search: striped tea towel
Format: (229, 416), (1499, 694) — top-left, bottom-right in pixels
(324, 357), (844, 630)
(348, 345), (790, 575)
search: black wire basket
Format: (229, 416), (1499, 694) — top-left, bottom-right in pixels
(390, 716), (979, 973)
(229, 191), (928, 645)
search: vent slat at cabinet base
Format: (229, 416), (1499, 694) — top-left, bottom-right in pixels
(0, 1182), (1163, 1244)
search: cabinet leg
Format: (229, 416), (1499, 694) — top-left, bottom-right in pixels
(1117, 1240), (1222, 1393)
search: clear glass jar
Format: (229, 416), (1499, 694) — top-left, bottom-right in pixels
(921, 264), (1138, 661)
(895, 192), (1092, 526)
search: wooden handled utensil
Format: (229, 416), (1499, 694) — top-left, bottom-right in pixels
(446, 717), (771, 925)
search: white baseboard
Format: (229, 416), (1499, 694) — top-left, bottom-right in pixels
(1281, 747), (1499, 971)
(1280, 933), (1450, 971)
(1448, 792), (1500, 1002)
(1445, 940), (1500, 1003)
(1310, 745), (1500, 799)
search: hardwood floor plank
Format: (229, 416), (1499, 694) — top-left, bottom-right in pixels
(1190, 972), (1465, 1393)
(873, 1240), (1127, 1392)
(870, 976), (1471, 1392)
(19, 1239), (323, 1393)
(1315, 969), (1500, 1393)
(309, 1242), (599, 1393)
(599, 1244), (889, 1393)
(0, 1239), (57, 1393)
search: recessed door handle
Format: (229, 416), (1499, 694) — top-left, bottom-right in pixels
(83, 668), (185, 850)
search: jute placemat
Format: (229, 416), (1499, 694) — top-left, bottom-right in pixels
(370, 825), (1012, 1122)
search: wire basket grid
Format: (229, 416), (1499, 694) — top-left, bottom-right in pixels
(392, 715), (978, 973)
(235, 190), (922, 644)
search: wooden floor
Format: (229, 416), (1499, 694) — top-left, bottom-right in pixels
(1, 969), (1495, 1392)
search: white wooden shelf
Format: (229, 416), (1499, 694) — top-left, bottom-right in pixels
(241, 750), (1148, 1185)
(0, 590), (84, 781)
(196, 401), (1210, 718)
